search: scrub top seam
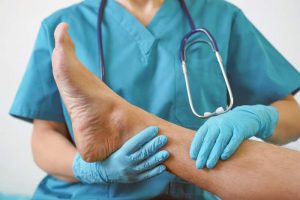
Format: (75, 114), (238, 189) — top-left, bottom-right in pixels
(152, 11), (183, 38)
(18, 1), (300, 199)
(105, 10), (152, 62)
(225, 10), (244, 75)
(147, 1), (183, 38)
(36, 22), (52, 118)
(105, 0), (158, 56)
(9, 104), (65, 122)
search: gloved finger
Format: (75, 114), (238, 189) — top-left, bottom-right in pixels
(133, 150), (169, 173)
(122, 126), (158, 154)
(221, 132), (244, 160)
(129, 135), (168, 163)
(206, 126), (233, 169)
(195, 126), (219, 169)
(190, 125), (208, 160)
(133, 165), (166, 183)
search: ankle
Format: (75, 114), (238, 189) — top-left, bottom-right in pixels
(109, 100), (149, 143)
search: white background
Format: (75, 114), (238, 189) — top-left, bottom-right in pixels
(0, 0), (299, 196)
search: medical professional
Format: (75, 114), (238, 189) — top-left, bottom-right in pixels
(10, 0), (300, 199)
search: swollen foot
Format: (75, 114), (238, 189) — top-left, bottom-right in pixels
(52, 23), (133, 162)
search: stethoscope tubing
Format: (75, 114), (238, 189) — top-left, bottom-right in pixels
(97, 0), (234, 119)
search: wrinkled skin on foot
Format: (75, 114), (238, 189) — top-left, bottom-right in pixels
(52, 23), (144, 162)
(50, 23), (300, 200)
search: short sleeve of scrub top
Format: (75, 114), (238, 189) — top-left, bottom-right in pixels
(226, 10), (300, 106)
(7, 1), (300, 200)
(9, 22), (64, 123)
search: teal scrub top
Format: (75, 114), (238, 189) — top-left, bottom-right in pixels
(10, 0), (300, 199)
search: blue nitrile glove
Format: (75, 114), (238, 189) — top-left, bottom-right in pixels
(73, 126), (169, 184)
(190, 105), (278, 169)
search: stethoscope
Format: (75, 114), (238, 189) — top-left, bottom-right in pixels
(97, 0), (234, 119)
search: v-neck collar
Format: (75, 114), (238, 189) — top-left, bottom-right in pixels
(106, 0), (157, 55)
(146, 0), (181, 36)
(84, 0), (181, 56)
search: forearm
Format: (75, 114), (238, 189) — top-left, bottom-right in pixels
(32, 120), (78, 182)
(269, 95), (300, 145)
(123, 103), (300, 199)
(49, 23), (300, 198)
(163, 125), (300, 199)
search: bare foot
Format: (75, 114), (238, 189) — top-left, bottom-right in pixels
(50, 24), (300, 200)
(52, 23), (141, 162)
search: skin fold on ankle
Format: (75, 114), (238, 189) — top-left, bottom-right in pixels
(113, 103), (300, 199)
(52, 23), (300, 199)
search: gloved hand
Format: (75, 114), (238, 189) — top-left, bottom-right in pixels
(73, 126), (169, 184)
(190, 105), (278, 169)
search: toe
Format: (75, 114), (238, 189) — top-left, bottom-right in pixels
(54, 22), (74, 50)
(54, 23), (68, 47)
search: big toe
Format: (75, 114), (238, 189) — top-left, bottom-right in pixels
(54, 22), (74, 50)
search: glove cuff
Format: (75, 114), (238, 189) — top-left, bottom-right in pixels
(256, 105), (279, 139)
(234, 105), (278, 140)
(72, 152), (108, 184)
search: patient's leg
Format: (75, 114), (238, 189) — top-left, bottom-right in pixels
(52, 23), (300, 199)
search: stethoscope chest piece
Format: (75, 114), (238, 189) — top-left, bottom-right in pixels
(179, 28), (234, 119)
